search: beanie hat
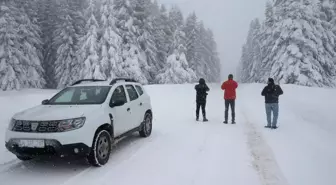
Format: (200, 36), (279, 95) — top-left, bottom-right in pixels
(199, 78), (205, 84)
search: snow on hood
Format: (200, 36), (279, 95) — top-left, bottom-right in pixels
(13, 104), (102, 121)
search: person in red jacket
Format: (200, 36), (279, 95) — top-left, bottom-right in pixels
(221, 74), (238, 124)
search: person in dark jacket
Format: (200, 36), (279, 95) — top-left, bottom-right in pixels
(261, 78), (283, 129)
(195, 78), (210, 122)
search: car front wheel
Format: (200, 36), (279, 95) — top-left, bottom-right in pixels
(87, 130), (112, 167)
(139, 113), (152, 137)
(16, 155), (33, 161)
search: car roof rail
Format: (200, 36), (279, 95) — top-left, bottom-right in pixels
(71, 79), (107, 86)
(109, 78), (137, 85)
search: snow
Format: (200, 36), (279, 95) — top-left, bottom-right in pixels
(0, 83), (336, 185)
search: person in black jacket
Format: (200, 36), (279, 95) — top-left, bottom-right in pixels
(195, 78), (209, 122)
(261, 78), (283, 129)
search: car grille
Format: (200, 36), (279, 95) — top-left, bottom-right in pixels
(13, 120), (60, 133)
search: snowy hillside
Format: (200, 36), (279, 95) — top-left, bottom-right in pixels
(238, 0), (336, 87)
(0, 0), (220, 90)
(0, 83), (335, 185)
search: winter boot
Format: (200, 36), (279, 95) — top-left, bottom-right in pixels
(203, 117), (208, 122)
(232, 120), (236, 124)
(264, 125), (271, 128)
(223, 120), (228, 124)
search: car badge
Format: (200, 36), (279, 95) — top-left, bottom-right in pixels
(31, 122), (39, 131)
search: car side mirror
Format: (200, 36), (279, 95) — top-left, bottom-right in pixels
(41, 99), (49, 105)
(110, 100), (125, 107)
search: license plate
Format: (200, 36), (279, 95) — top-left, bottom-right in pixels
(18, 139), (45, 148)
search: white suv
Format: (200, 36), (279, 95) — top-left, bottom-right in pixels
(5, 78), (153, 166)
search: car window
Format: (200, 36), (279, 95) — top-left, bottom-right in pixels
(125, 85), (139, 101)
(135, 85), (144, 96)
(110, 85), (127, 105)
(49, 86), (111, 105)
(54, 88), (75, 103)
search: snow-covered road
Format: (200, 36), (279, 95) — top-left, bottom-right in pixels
(0, 84), (335, 185)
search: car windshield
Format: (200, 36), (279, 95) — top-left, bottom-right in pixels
(48, 86), (111, 105)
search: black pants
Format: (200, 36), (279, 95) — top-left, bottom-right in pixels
(196, 102), (206, 119)
(225, 99), (235, 122)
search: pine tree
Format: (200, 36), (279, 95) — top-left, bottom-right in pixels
(54, 2), (79, 88)
(184, 12), (199, 71)
(152, 3), (170, 71)
(156, 47), (197, 84)
(0, 0), (222, 88)
(238, 19), (261, 83)
(0, 1), (45, 90)
(37, 0), (60, 88)
(241, 0), (336, 87)
(132, 0), (157, 82)
(113, 0), (148, 84)
(168, 5), (184, 35)
(67, 0), (87, 37)
(99, 0), (124, 79)
(206, 29), (221, 82)
(77, 0), (104, 80)
(199, 27), (221, 82)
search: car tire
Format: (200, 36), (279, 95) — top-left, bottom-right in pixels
(16, 155), (33, 161)
(139, 112), (152, 137)
(87, 130), (112, 167)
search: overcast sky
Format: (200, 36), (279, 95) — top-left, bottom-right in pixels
(157, 0), (268, 80)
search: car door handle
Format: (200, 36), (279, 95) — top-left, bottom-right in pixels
(127, 108), (130, 111)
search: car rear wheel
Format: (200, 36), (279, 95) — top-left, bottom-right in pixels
(139, 113), (152, 137)
(87, 130), (112, 167)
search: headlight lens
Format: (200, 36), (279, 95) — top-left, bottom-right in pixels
(8, 118), (15, 131)
(58, 117), (86, 132)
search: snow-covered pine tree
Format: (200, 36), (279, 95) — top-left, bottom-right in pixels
(99, 0), (125, 79)
(16, 2), (46, 88)
(262, 0), (336, 87)
(14, 0), (40, 24)
(202, 28), (221, 83)
(54, 1), (80, 88)
(77, 0), (105, 81)
(238, 18), (261, 83)
(168, 5), (184, 36)
(155, 46), (197, 84)
(151, 3), (171, 72)
(194, 21), (208, 80)
(132, 0), (158, 82)
(112, 0), (148, 84)
(319, 0), (336, 23)
(256, 1), (277, 82)
(0, 1), (45, 90)
(37, 0), (60, 88)
(319, 0), (336, 84)
(184, 12), (199, 72)
(67, 0), (87, 38)
(156, 8), (197, 85)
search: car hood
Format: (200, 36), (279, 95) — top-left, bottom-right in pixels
(13, 104), (102, 121)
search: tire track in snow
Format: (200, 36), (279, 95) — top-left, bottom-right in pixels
(0, 159), (22, 173)
(189, 128), (210, 185)
(242, 112), (289, 185)
(59, 133), (160, 185)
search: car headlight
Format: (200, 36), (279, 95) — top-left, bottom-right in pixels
(8, 118), (16, 131)
(58, 117), (86, 132)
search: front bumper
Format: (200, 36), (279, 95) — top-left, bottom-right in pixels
(5, 139), (90, 157)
